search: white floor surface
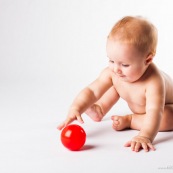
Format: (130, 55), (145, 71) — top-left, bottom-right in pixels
(1, 83), (173, 173)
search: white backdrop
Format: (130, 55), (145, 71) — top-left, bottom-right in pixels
(1, 0), (173, 173)
(1, 0), (173, 111)
(1, 0), (173, 118)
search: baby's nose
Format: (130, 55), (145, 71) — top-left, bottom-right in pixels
(114, 66), (122, 74)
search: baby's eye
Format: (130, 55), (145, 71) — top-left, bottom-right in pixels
(122, 64), (129, 67)
(109, 60), (114, 63)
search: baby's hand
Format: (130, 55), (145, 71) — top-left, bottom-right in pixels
(57, 108), (84, 130)
(124, 135), (156, 152)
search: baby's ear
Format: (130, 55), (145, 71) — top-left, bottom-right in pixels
(145, 53), (154, 65)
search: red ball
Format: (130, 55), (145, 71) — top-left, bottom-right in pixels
(61, 124), (86, 151)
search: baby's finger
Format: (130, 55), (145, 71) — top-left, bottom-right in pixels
(141, 142), (149, 152)
(57, 117), (74, 130)
(57, 122), (66, 130)
(131, 141), (136, 151)
(147, 143), (156, 151)
(134, 142), (141, 152)
(124, 141), (131, 147)
(76, 115), (84, 124)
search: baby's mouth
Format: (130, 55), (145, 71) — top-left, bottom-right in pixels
(116, 74), (125, 77)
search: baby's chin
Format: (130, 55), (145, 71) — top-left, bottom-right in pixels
(120, 77), (137, 83)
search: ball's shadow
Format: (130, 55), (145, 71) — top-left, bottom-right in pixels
(81, 144), (98, 151)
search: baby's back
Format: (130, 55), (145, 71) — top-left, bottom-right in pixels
(161, 71), (173, 104)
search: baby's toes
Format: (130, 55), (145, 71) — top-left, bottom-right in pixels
(112, 120), (120, 130)
(111, 115), (119, 121)
(114, 120), (119, 125)
(112, 123), (119, 130)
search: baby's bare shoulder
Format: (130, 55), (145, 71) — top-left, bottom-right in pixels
(144, 64), (165, 84)
(99, 67), (113, 80)
(145, 67), (173, 97)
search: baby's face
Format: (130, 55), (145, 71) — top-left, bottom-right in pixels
(106, 39), (148, 82)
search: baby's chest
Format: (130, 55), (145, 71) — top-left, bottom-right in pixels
(115, 83), (146, 106)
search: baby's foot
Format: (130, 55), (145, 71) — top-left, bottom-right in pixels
(111, 115), (132, 131)
(85, 104), (104, 122)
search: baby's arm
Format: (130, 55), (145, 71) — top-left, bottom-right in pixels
(95, 86), (120, 115)
(86, 86), (119, 118)
(125, 77), (165, 152)
(57, 68), (113, 130)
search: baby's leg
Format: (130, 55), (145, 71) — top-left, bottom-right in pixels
(112, 113), (150, 131)
(159, 104), (173, 131)
(85, 86), (119, 122)
(112, 104), (173, 131)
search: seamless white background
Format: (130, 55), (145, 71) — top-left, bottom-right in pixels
(1, 0), (173, 173)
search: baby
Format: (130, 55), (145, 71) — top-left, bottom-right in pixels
(58, 16), (173, 152)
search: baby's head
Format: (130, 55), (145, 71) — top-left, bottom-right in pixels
(108, 16), (158, 56)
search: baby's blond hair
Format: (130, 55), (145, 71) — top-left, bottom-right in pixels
(108, 16), (158, 56)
